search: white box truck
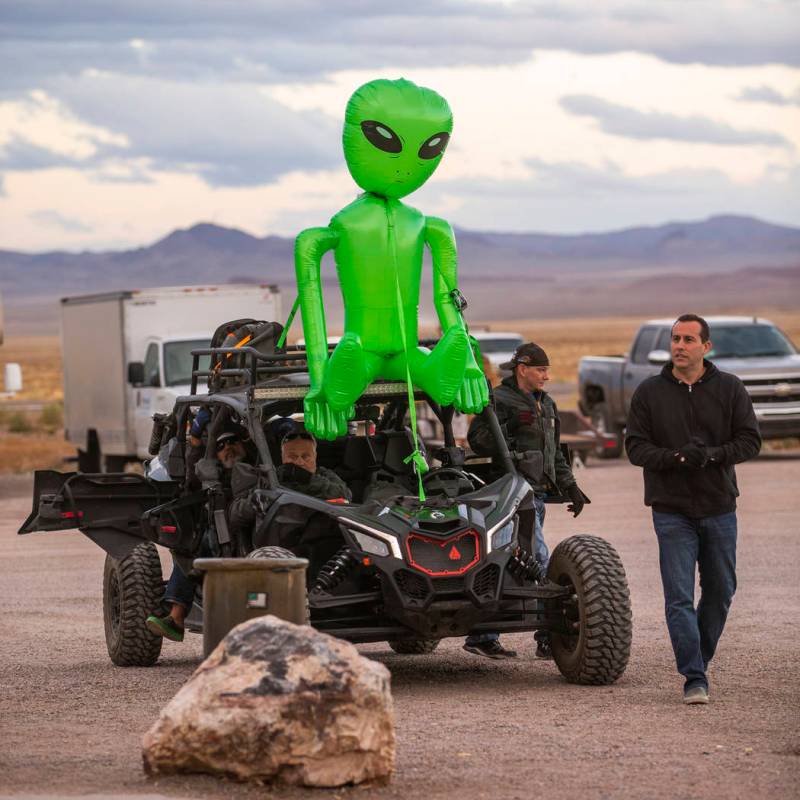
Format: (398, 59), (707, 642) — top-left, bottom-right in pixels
(61, 284), (281, 471)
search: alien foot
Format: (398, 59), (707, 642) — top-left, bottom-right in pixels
(454, 369), (489, 414)
(303, 391), (353, 440)
(413, 326), (470, 406)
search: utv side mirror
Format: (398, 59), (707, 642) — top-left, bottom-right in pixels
(516, 450), (544, 483)
(128, 361), (145, 385)
(647, 349), (670, 365)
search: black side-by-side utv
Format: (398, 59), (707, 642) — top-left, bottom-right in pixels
(20, 339), (632, 683)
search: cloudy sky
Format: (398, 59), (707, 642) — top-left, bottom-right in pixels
(0, 0), (798, 252)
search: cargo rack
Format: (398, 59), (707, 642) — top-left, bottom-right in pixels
(189, 340), (443, 402)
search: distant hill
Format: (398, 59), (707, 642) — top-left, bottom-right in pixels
(2, 215), (798, 334)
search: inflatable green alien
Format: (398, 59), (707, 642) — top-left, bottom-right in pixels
(295, 78), (488, 443)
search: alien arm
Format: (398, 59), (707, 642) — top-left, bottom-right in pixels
(295, 226), (340, 389)
(425, 216), (467, 334)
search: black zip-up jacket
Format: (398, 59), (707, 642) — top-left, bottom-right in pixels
(468, 375), (576, 495)
(625, 360), (761, 517)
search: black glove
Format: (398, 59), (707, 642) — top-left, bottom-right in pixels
(279, 463), (313, 485)
(674, 443), (706, 469)
(704, 445), (725, 465)
(566, 484), (585, 517)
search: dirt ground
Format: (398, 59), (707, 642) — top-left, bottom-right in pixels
(1, 456), (799, 800)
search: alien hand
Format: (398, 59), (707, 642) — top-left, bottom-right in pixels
(303, 387), (352, 441)
(453, 365), (489, 414)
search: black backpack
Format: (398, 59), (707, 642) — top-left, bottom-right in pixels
(208, 318), (284, 390)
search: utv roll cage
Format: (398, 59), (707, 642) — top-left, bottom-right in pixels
(176, 340), (518, 489)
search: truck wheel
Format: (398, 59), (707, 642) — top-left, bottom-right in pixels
(388, 638), (440, 654)
(590, 403), (623, 459)
(548, 535), (632, 685)
(78, 430), (101, 472)
(103, 542), (165, 667)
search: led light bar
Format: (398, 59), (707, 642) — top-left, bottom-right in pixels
(252, 382), (423, 401)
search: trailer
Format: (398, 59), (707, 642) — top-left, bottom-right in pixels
(61, 284), (281, 471)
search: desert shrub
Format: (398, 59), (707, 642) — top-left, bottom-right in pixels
(39, 403), (64, 431)
(7, 412), (33, 433)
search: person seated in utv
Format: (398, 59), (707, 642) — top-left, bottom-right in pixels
(278, 425), (351, 500)
(186, 408), (256, 491)
(230, 423), (353, 586)
(229, 423), (351, 541)
(146, 428), (255, 642)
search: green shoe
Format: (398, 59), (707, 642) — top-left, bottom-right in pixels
(146, 614), (185, 642)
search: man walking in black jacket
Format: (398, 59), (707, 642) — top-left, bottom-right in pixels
(626, 314), (761, 705)
(465, 342), (587, 660)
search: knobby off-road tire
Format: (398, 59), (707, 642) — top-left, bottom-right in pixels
(103, 542), (165, 667)
(548, 534), (632, 685)
(590, 403), (624, 459)
(247, 546), (297, 560)
(387, 638), (441, 655)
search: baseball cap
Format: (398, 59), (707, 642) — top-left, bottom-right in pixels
(499, 342), (550, 371)
(215, 430), (243, 450)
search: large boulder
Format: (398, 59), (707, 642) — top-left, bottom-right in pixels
(142, 615), (394, 787)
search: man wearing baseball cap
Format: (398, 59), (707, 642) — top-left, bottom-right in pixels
(464, 342), (588, 660)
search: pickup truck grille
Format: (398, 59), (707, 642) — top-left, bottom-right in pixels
(752, 393), (800, 404)
(740, 377), (800, 388)
(740, 375), (800, 430)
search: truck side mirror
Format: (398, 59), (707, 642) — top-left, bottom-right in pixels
(128, 361), (145, 385)
(647, 349), (670, 365)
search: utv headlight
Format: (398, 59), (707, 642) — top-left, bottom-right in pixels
(491, 519), (516, 550)
(350, 529), (391, 557)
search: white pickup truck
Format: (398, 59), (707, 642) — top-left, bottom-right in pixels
(61, 284), (281, 471)
(578, 316), (800, 457)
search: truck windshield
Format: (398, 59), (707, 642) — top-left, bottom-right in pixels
(476, 338), (524, 353)
(164, 340), (211, 386)
(709, 325), (797, 359)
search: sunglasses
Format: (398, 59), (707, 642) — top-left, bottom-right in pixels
(282, 431), (315, 444)
(216, 437), (241, 451)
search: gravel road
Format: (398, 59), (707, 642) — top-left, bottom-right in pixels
(1, 456), (798, 800)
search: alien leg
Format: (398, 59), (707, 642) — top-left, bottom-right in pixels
(404, 325), (470, 406)
(324, 332), (383, 412)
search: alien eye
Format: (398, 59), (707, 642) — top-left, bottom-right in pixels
(418, 131), (450, 160)
(361, 120), (402, 153)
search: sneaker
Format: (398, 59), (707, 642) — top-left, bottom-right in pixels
(146, 614), (185, 642)
(463, 640), (518, 659)
(683, 685), (709, 705)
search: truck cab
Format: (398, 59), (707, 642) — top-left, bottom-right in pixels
(61, 284), (281, 472)
(579, 316), (800, 456)
(129, 334), (212, 457)
(471, 332), (524, 374)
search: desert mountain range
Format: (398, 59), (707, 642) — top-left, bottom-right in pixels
(2, 214), (798, 335)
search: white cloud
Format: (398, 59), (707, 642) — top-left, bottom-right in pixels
(0, 164), (356, 251)
(0, 90), (128, 162)
(1, 36), (799, 250)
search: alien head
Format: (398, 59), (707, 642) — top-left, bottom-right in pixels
(343, 78), (453, 199)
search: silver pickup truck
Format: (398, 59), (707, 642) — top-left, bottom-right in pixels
(578, 316), (800, 457)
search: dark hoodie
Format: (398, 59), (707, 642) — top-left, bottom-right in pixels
(625, 360), (761, 517)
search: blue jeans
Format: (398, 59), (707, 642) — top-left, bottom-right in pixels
(164, 560), (196, 610)
(467, 497), (547, 646)
(652, 510), (738, 691)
